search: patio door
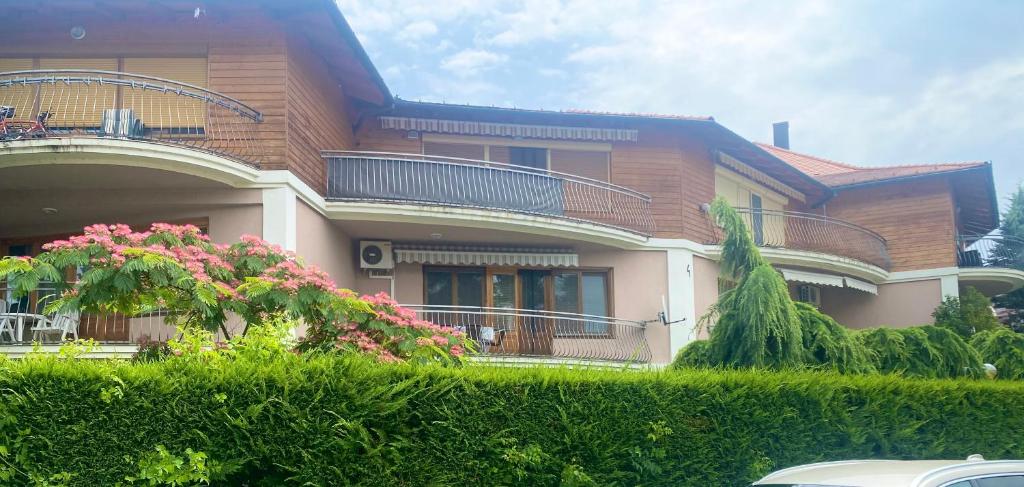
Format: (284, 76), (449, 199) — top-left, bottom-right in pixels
(517, 269), (554, 355)
(486, 268), (517, 353)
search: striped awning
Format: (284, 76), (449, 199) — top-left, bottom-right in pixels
(780, 268), (845, 288)
(780, 268), (878, 295)
(381, 116), (638, 142)
(394, 248), (578, 267)
(843, 276), (878, 295)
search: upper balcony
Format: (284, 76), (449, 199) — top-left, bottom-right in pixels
(0, 70), (264, 166)
(956, 234), (1024, 295)
(323, 151), (656, 236)
(706, 207), (892, 274)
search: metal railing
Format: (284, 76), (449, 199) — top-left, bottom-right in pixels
(706, 207), (891, 270)
(956, 234), (1024, 269)
(0, 286), (239, 346)
(0, 69), (264, 166)
(323, 151), (656, 235)
(402, 304), (652, 362)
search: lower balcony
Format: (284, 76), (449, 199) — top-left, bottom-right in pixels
(322, 151), (656, 235)
(0, 287), (182, 356)
(0, 288), (652, 363)
(706, 207), (892, 271)
(400, 305), (652, 363)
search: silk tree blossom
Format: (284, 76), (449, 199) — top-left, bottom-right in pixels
(1, 223), (470, 364)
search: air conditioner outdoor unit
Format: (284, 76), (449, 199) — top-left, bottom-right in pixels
(797, 284), (821, 308)
(359, 240), (393, 270)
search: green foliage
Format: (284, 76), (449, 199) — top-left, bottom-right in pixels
(125, 445), (235, 486)
(670, 339), (712, 369)
(794, 302), (876, 374)
(932, 287), (1002, 338)
(709, 196), (767, 282)
(858, 326), (983, 379)
(991, 186), (1024, 328)
(970, 328), (1024, 380)
(708, 265), (803, 368)
(2, 354), (1024, 486)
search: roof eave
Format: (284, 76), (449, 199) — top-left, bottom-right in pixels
(828, 164), (991, 191)
(322, 0), (394, 106)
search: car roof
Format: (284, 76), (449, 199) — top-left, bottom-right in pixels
(753, 459), (1024, 487)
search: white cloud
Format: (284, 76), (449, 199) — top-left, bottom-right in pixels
(440, 48), (508, 75)
(396, 20), (438, 43)
(339, 0), (1024, 200)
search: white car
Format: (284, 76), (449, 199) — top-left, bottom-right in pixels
(753, 456), (1024, 487)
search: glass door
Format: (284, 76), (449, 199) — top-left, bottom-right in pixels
(485, 268), (517, 353)
(517, 269), (553, 355)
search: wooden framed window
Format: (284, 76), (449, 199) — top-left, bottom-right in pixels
(509, 147), (548, 170)
(552, 269), (611, 337)
(750, 192), (764, 245)
(423, 267), (485, 307)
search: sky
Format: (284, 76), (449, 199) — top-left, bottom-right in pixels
(338, 0), (1024, 206)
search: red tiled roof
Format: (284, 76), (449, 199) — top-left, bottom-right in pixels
(756, 143), (987, 187)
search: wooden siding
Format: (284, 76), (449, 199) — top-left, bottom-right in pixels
(825, 178), (958, 271)
(354, 123), (422, 153)
(611, 128), (715, 240)
(0, 10), (291, 170)
(285, 33), (356, 193)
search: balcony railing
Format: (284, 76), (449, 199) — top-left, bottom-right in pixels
(403, 304), (652, 363)
(706, 207), (891, 270)
(323, 151), (656, 235)
(957, 234), (1024, 269)
(0, 286), (239, 347)
(0, 69), (264, 166)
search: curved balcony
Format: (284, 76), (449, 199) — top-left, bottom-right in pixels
(956, 234), (1024, 295)
(402, 305), (652, 363)
(0, 70), (264, 166)
(956, 234), (1024, 269)
(323, 151), (656, 235)
(707, 207), (891, 270)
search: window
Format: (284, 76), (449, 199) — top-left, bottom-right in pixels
(424, 268), (485, 332)
(424, 268), (484, 307)
(509, 147), (547, 170)
(975, 475), (1024, 486)
(750, 193), (764, 245)
(553, 270), (611, 336)
(796, 285), (821, 308)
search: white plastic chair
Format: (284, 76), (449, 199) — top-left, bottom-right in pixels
(0, 300), (15, 343)
(31, 310), (80, 342)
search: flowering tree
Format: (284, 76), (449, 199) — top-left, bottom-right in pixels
(0, 223), (468, 363)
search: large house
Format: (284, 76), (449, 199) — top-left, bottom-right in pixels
(0, 0), (1018, 363)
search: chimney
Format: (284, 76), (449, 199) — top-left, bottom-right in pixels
(772, 121), (790, 149)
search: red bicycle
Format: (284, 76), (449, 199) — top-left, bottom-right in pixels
(0, 106), (50, 140)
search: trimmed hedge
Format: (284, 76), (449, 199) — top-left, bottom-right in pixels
(3, 355), (1024, 486)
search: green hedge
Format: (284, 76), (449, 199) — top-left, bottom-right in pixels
(3, 355), (1024, 486)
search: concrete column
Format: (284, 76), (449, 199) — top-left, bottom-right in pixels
(940, 274), (960, 299)
(261, 186), (297, 251)
(666, 248), (697, 360)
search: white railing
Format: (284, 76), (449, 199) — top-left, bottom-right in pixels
(403, 304), (652, 363)
(0, 69), (264, 166)
(323, 151), (656, 235)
